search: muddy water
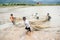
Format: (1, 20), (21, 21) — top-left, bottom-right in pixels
(0, 6), (60, 31)
(0, 6), (60, 26)
(0, 6), (60, 40)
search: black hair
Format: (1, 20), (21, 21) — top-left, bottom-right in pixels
(23, 17), (26, 20)
(11, 14), (13, 16)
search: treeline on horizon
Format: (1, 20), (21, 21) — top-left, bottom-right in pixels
(0, 3), (60, 6)
(0, 3), (36, 6)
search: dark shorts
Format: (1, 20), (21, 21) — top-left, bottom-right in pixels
(48, 16), (51, 21)
(25, 27), (31, 32)
(12, 21), (15, 25)
(36, 17), (39, 19)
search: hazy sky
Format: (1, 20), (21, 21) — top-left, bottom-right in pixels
(33, 0), (60, 2)
(0, 0), (60, 4)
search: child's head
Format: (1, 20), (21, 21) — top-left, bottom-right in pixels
(10, 14), (13, 16)
(23, 17), (26, 21)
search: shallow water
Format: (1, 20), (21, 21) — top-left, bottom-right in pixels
(0, 6), (60, 25)
(0, 6), (60, 31)
(0, 6), (60, 40)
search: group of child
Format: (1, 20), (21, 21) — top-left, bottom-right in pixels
(10, 13), (51, 34)
(10, 14), (31, 34)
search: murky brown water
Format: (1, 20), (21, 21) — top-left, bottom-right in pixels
(0, 6), (60, 40)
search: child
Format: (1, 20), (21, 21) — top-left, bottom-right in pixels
(35, 13), (39, 19)
(10, 14), (15, 25)
(47, 13), (51, 21)
(23, 17), (31, 33)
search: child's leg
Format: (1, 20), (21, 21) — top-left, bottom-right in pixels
(27, 28), (32, 35)
(29, 27), (31, 32)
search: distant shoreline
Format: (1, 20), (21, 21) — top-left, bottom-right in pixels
(0, 4), (60, 7)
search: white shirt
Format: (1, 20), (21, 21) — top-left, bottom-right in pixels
(24, 20), (30, 28)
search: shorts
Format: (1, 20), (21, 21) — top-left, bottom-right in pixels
(36, 17), (39, 19)
(12, 21), (15, 25)
(25, 27), (31, 32)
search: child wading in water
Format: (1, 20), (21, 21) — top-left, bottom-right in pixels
(10, 14), (15, 25)
(35, 13), (39, 19)
(23, 17), (31, 35)
(47, 13), (51, 21)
